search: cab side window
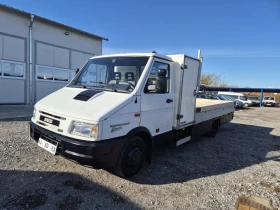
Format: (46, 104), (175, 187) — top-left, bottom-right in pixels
(144, 62), (170, 94)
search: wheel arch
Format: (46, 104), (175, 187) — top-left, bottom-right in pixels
(126, 126), (153, 163)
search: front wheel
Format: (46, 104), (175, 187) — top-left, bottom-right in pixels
(244, 103), (249, 107)
(114, 136), (146, 178)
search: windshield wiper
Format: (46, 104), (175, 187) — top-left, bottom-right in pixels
(90, 81), (106, 84)
(68, 85), (87, 89)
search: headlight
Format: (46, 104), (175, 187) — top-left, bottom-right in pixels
(70, 121), (98, 138)
(33, 108), (37, 119)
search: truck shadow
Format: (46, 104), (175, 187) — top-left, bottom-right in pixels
(0, 170), (140, 210)
(131, 123), (280, 185)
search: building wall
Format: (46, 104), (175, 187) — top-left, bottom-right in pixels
(0, 8), (29, 38)
(0, 7), (29, 104)
(0, 7), (103, 104)
(32, 20), (101, 102)
(33, 19), (102, 55)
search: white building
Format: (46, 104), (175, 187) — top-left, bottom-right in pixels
(0, 4), (108, 104)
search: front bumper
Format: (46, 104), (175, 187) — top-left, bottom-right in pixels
(29, 121), (127, 169)
(264, 102), (275, 106)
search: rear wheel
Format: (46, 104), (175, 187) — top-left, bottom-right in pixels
(114, 136), (146, 178)
(205, 120), (219, 138)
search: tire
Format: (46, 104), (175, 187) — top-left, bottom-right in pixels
(114, 136), (146, 178)
(244, 103), (249, 107)
(205, 120), (219, 138)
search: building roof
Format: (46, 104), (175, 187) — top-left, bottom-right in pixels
(0, 4), (108, 41)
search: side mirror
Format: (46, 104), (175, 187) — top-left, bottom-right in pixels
(75, 68), (80, 75)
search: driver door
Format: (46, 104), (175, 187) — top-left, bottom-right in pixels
(140, 58), (174, 136)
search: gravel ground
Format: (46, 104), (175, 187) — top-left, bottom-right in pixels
(0, 107), (280, 210)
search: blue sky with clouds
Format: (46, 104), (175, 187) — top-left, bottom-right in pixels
(2, 0), (280, 87)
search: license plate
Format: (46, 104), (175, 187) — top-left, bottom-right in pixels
(267, 104), (271, 106)
(38, 138), (57, 155)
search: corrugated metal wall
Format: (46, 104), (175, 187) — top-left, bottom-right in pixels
(0, 6), (103, 104)
(35, 42), (94, 102)
(0, 33), (26, 104)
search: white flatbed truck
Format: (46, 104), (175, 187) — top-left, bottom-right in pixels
(30, 51), (235, 177)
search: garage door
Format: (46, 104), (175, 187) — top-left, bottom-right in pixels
(35, 42), (94, 102)
(0, 34), (26, 104)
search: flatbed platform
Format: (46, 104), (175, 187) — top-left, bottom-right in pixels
(195, 98), (235, 124)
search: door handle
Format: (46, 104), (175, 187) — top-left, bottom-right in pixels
(166, 99), (173, 103)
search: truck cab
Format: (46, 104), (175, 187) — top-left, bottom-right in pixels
(30, 52), (234, 177)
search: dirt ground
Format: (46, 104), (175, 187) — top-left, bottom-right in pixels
(0, 107), (280, 210)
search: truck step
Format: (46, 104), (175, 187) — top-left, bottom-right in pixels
(176, 136), (191, 146)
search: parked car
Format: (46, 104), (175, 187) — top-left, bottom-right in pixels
(206, 92), (219, 100)
(218, 92), (252, 107)
(263, 96), (276, 107)
(196, 93), (209, 99)
(248, 96), (260, 106)
(222, 95), (244, 109)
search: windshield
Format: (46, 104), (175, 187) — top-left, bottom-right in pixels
(264, 97), (275, 100)
(69, 57), (149, 92)
(240, 96), (248, 101)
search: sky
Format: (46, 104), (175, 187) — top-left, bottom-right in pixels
(1, 0), (280, 87)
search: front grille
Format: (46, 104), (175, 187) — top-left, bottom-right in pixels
(39, 111), (66, 120)
(39, 115), (60, 127)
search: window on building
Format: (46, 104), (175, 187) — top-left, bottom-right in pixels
(37, 66), (53, 80)
(3, 62), (24, 78)
(54, 69), (68, 82)
(0, 61), (2, 76)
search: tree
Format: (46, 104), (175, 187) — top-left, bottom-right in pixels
(200, 73), (226, 87)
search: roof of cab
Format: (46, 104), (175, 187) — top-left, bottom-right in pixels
(91, 53), (174, 61)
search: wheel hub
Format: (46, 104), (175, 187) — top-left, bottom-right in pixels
(126, 147), (142, 168)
